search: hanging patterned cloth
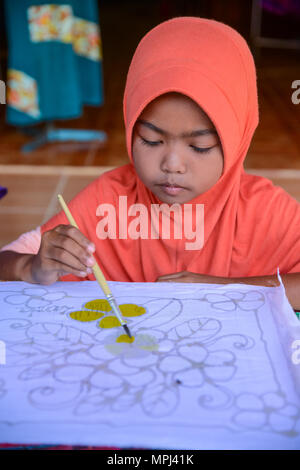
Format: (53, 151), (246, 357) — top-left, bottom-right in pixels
(4, 0), (104, 126)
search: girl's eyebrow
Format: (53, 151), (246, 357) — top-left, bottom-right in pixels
(136, 119), (217, 138)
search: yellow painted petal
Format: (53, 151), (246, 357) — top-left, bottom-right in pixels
(70, 310), (104, 322)
(99, 316), (121, 328)
(84, 299), (112, 312)
(116, 334), (135, 344)
(119, 304), (146, 317)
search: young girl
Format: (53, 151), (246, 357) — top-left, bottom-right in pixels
(1, 16), (300, 309)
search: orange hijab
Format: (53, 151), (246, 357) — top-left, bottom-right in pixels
(42, 16), (300, 281)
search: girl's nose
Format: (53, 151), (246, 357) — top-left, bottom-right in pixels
(160, 149), (187, 174)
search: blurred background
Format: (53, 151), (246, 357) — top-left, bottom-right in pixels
(0, 0), (299, 248)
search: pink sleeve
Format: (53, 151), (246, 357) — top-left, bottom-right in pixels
(0, 226), (41, 254)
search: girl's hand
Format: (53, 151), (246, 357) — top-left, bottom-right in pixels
(156, 271), (228, 284)
(28, 224), (96, 285)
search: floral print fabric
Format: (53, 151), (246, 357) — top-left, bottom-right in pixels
(7, 69), (40, 118)
(27, 4), (102, 61)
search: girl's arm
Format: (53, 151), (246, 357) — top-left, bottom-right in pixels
(156, 271), (300, 310)
(0, 251), (36, 283)
(0, 225), (95, 284)
(0, 226), (42, 282)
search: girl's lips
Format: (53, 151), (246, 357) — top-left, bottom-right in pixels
(159, 184), (186, 195)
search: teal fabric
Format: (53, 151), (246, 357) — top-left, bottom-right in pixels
(4, 0), (104, 126)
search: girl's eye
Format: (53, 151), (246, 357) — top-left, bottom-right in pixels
(140, 137), (213, 154)
(140, 137), (161, 146)
(190, 145), (212, 154)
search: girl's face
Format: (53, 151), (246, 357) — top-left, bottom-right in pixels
(132, 92), (224, 204)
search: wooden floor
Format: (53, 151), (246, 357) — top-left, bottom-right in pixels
(0, 1), (299, 248)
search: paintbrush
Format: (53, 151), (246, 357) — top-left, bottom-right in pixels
(57, 194), (132, 339)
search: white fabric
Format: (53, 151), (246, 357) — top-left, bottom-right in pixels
(0, 273), (299, 449)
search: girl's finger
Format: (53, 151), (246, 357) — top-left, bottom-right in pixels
(46, 246), (93, 274)
(55, 225), (95, 253)
(47, 258), (93, 278)
(47, 234), (95, 269)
